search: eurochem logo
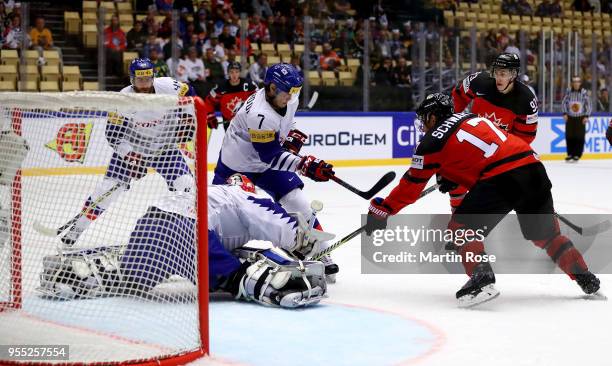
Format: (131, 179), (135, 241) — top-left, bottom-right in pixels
(46, 123), (93, 163)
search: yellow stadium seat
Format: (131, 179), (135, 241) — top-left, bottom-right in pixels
(42, 65), (60, 81)
(338, 71), (355, 86)
(62, 81), (81, 91)
(83, 12), (97, 25)
(0, 64), (18, 83)
(99, 1), (115, 12)
(314, 45), (322, 54)
(260, 43), (276, 54)
(135, 14), (147, 22)
(43, 50), (61, 66)
(119, 14), (133, 27)
(83, 1), (97, 11)
(64, 12), (81, 34)
(321, 71), (336, 86)
(116, 2), (132, 14)
(40, 81), (60, 92)
(0, 80), (16, 91)
(0, 50), (19, 67)
(307, 71), (321, 86)
(293, 44), (304, 56)
(83, 24), (98, 48)
(20, 80), (38, 91)
(23, 65), (40, 81)
(277, 43), (291, 59)
(83, 81), (99, 91)
(267, 56), (281, 64)
(62, 66), (81, 82)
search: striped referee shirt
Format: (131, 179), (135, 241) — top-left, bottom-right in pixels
(562, 88), (592, 117)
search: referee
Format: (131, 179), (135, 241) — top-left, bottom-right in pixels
(562, 76), (592, 162)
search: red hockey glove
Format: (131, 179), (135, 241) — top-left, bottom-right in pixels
(298, 155), (334, 182)
(282, 129), (308, 154)
(207, 113), (219, 129)
(366, 197), (392, 235)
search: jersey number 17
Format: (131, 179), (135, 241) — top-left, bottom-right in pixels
(456, 118), (507, 158)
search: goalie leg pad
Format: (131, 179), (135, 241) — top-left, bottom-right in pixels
(232, 244), (327, 308)
(38, 245), (124, 300)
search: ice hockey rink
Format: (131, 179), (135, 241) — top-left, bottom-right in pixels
(2, 160), (611, 366)
(200, 159), (612, 366)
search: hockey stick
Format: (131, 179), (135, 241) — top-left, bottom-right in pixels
(33, 183), (122, 237)
(297, 91), (319, 112)
(328, 172), (397, 200)
(311, 184), (440, 260)
(555, 212), (612, 236)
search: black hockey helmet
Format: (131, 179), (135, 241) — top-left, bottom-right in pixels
(415, 93), (454, 125)
(227, 61), (241, 71)
(491, 53), (520, 73)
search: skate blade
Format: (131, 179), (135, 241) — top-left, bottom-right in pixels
(583, 291), (608, 301)
(457, 284), (500, 308)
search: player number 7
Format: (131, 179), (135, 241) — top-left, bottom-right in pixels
(456, 118), (507, 158)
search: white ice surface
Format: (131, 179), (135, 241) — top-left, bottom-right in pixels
(2, 160), (611, 366)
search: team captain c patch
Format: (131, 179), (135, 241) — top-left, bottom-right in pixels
(249, 129), (275, 143)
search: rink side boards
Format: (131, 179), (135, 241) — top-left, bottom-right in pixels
(17, 112), (612, 176)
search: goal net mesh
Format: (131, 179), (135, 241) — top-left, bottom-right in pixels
(0, 92), (206, 364)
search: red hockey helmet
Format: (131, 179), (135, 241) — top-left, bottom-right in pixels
(226, 174), (256, 193)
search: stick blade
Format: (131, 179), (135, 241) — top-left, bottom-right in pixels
(33, 220), (59, 237)
(582, 220), (612, 236)
(362, 171), (397, 199)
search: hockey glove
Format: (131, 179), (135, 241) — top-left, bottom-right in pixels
(298, 155), (334, 182)
(206, 113), (219, 129)
(366, 197), (392, 235)
(282, 129), (308, 154)
(436, 174), (458, 193)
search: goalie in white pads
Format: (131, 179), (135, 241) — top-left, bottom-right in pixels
(212, 63), (339, 279)
(57, 58), (206, 247)
(38, 175), (330, 308)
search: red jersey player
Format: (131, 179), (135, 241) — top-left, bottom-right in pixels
(366, 93), (600, 307)
(607, 119), (612, 145)
(204, 61), (258, 131)
(444, 53), (539, 210)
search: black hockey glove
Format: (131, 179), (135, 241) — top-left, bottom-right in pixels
(436, 174), (458, 193)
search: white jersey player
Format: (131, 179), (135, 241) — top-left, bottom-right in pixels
(39, 175), (329, 308)
(59, 58), (203, 247)
(212, 63), (339, 278)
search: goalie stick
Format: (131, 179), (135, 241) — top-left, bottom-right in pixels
(555, 213), (612, 236)
(33, 182), (122, 237)
(311, 184), (439, 260)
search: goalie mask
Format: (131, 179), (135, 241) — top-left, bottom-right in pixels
(226, 173), (256, 193)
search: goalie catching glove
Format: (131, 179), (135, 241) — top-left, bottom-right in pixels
(229, 242), (327, 308)
(298, 155), (334, 182)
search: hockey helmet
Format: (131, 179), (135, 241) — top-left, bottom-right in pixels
(415, 93), (454, 127)
(264, 63), (303, 95)
(226, 174), (256, 193)
(491, 53), (520, 74)
(129, 58), (155, 84)
(227, 61), (241, 71)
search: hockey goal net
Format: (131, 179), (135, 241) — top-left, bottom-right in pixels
(0, 92), (208, 365)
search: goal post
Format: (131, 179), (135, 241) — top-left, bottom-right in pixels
(0, 92), (208, 365)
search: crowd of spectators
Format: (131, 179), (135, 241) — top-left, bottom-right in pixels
(100, 0), (415, 98)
